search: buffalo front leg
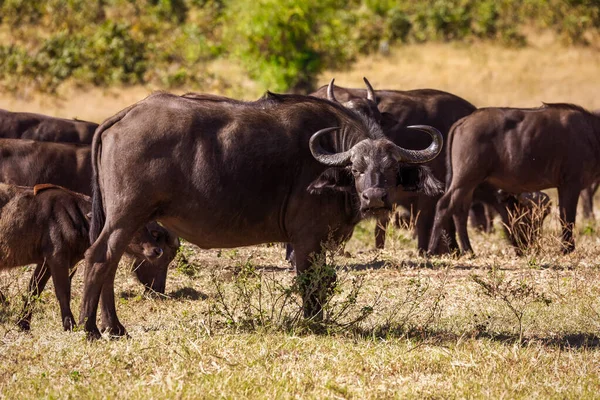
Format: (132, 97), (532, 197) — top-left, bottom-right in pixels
(580, 185), (595, 221)
(17, 263), (51, 331)
(375, 215), (389, 249)
(558, 187), (580, 254)
(415, 204), (434, 254)
(293, 242), (336, 322)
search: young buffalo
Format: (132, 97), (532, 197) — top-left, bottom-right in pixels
(429, 103), (599, 255)
(0, 184), (172, 331)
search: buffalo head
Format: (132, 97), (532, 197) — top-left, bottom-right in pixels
(308, 78), (443, 217)
(127, 222), (181, 293)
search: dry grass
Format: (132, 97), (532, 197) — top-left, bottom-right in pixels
(2, 204), (600, 398)
(2, 40), (600, 398)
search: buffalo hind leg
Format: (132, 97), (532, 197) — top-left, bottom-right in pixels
(429, 188), (472, 255)
(47, 259), (76, 330)
(558, 186), (580, 254)
(17, 263), (51, 331)
(100, 265), (126, 337)
(580, 184), (597, 221)
(428, 194), (452, 255)
(80, 225), (140, 339)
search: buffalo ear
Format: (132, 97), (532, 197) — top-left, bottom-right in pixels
(308, 168), (353, 194)
(397, 165), (444, 196)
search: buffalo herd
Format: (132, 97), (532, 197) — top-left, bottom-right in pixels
(0, 79), (597, 338)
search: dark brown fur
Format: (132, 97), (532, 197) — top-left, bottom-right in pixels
(311, 85), (476, 252)
(429, 104), (600, 255)
(0, 184), (168, 331)
(80, 91), (441, 338)
(0, 139), (179, 292)
(0, 109), (97, 143)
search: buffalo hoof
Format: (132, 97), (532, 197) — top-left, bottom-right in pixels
(16, 318), (31, 332)
(84, 320), (102, 341)
(63, 316), (75, 331)
(86, 327), (102, 341)
(561, 244), (575, 255)
(101, 323), (128, 339)
(461, 251), (476, 259)
(0, 291), (8, 306)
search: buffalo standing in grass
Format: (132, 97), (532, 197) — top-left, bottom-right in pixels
(579, 110), (600, 221)
(0, 184), (167, 331)
(0, 109), (97, 143)
(79, 86), (443, 338)
(429, 103), (600, 255)
(0, 138), (180, 293)
(311, 80), (476, 252)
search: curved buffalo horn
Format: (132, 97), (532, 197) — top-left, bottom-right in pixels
(309, 127), (352, 166)
(327, 79), (338, 103)
(391, 125), (443, 163)
(363, 77), (376, 102)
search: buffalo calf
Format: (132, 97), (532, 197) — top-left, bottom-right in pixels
(0, 184), (171, 331)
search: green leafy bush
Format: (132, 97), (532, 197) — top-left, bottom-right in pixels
(0, 0), (599, 93)
(222, 0), (354, 92)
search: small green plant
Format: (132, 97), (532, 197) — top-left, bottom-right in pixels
(69, 370), (81, 382)
(209, 245), (380, 334)
(471, 266), (551, 343)
(174, 246), (201, 278)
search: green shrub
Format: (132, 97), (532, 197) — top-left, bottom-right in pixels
(79, 22), (147, 85)
(0, 0), (599, 93)
(223, 0), (331, 92)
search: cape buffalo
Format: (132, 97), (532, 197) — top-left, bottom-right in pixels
(580, 181), (599, 220)
(429, 103), (600, 255)
(469, 202), (496, 233)
(0, 139), (180, 292)
(311, 80), (476, 252)
(79, 86), (443, 339)
(0, 109), (97, 143)
(579, 110), (600, 221)
(0, 184), (167, 331)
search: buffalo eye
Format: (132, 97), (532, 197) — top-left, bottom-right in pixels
(151, 230), (161, 240)
(351, 168), (362, 177)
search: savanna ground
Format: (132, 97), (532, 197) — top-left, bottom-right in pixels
(2, 40), (600, 398)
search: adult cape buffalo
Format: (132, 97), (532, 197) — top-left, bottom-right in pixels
(579, 109), (600, 220)
(0, 109), (97, 143)
(0, 138), (180, 293)
(80, 86), (443, 339)
(311, 80), (476, 251)
(429, 103), (600, 255)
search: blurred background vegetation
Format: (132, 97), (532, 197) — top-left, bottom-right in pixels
(0, 0), (598, 93)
